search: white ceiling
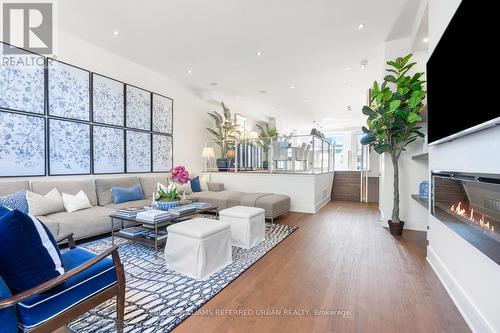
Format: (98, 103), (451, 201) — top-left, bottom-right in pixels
(58, 0), (414, 133)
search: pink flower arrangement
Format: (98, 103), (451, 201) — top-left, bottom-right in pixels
(170, 165), (190, 185)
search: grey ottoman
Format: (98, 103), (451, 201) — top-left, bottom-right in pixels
(254, 194), (290, 222)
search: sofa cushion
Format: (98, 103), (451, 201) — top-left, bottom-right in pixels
(176, 182), (193, 195)
(0, 207), (64, 294)
(111, 183), (144, 204)
(0, 180), (30, 196)
(95, 176), (139, 205)
(17, 247), (117, 331)
(105, 199), (151, 210)
(0, 190), (29, 213)
(45, 206), (115, 240)
(187, 191), (245, 210)
(255, 194), (290, 219)
(36, 215), (60, 238)
(31, 179), (98, 206)
(0, 276), (18, 332)
(62, 190), (92, 213)
(139, 175), (168, 198)
(26, 188), (65, 216)
(207, 182), (224, 192)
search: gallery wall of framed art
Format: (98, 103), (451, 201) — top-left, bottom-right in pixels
(0, 41), (173, 177)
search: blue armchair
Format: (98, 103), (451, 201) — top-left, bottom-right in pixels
(0, 233), (125, 333)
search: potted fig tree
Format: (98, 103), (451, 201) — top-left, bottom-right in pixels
(206, 102), (240, 171)
(255, 123), (278, 169)
(360, 54), (426, 235)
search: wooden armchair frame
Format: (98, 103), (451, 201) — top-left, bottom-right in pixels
(0, 233), (125, 333)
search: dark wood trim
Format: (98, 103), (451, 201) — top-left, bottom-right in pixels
(56, 233), (76, 249)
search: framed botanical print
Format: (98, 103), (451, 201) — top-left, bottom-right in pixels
(48, 59), (90, 120)
(152, 134), (172, 172)
(93, 125), (125, 174)
(126, 85), (151, 130)
(49, 119), (91, 175)
(0, 111), (45, 176)
(126, 130), (151, 173)
(92, 74), (125, 126)
(0, 43), (45, 114)
(152, 93), (173, 134)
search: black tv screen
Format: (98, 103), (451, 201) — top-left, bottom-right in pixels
(427, 0), (500, 144)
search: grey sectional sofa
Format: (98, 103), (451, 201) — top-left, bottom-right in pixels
(0, 175), (290, 241)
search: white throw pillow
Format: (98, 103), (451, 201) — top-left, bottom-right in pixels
(26, 188), (65, 216)
(176, 182), (193, 195)
(62, 190), (92, 213)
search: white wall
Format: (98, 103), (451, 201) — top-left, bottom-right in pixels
(57, 31), (210, 174)
(1, 30), (212, 185)
(207, 172), (334, 214)
(426, 1), (500, 332)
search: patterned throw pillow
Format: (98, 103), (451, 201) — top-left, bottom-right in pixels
(0, 206), (64, 293)
(0, 191), (29, 213)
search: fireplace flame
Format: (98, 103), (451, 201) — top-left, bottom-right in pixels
(450, 202), (495, 232)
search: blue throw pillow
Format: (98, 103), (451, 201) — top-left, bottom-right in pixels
(0, 191), (28, 213)
(111, 183), (144, 204)
(0, 206), (64, 294)
(190, 176), (202, 192)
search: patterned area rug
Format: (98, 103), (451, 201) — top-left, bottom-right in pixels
(69, 223), (297, 333)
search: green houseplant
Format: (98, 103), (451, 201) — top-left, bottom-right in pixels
(206, 102), (240, 171)
(255, 123), (278, 169)
(360, 54), (426, 235)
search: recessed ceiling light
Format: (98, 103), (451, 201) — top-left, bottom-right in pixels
(256, 51), (262, 56)
(290, 85), (295, 90)
(423, 37), (429, 43)
(357, 23), (365, 30)
(112, 30), (119, 36)
(259, 90), (267, 94)
(187, 69), (192, 74)
(210, 82), (218, 87)
(344, 67), (351, 71)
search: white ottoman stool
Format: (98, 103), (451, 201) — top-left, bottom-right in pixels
(219, 206), (265, 249)
(165, 218), (232, 280)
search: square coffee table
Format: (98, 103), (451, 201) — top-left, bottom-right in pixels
(110, 205), (218, 258)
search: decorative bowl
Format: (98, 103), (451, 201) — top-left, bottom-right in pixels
(156, 201), (181, 211)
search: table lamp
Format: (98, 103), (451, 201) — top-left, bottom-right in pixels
(202, 147), (215, 171)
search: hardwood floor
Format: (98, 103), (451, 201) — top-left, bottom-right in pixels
(175, 201), (470, 333)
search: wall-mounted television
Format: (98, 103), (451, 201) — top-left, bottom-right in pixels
(427, 0), (500, 145)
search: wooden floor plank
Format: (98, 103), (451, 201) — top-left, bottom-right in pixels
(174, 201), (470, 333)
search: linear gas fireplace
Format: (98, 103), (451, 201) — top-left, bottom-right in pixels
(432, 172), (500, 265)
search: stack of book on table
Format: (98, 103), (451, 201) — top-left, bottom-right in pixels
(116, 207), (143, 218)
(191, 202), (212, 209)
(136, 209), (173, 222)
(168, 205), (197, 216)
(144, 230), (168, 241)
(119, 226), (149, 237)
